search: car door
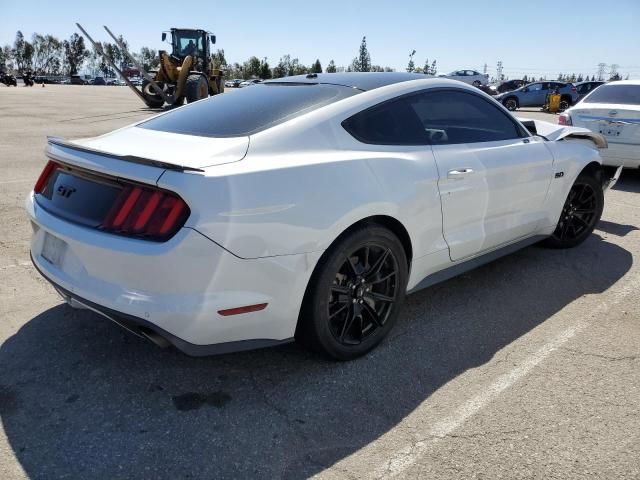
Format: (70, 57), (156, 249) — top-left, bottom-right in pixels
(408, 89), (555, 261)
(521, 82), (544, 106)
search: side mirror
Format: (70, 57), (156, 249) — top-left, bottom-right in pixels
(161, 32), (167, 41)
(210, 35), (216, 45)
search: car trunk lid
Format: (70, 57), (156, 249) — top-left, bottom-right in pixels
(71, 126), (250, 170)
(570, 105), (640, 145)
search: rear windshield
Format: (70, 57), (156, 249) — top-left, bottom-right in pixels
(583, 84), (640, 105)
(139, 83), (359, 137)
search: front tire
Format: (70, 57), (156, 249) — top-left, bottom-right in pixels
(503, 97), (518, 111)
(542, 173), (604, 249)
(296, 226), (408, 360)
(185, 74), (209, 103)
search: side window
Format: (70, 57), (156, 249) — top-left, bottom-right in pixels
(409, 90), (524, 144)
(529, 83), (543, 91)
(342, 97), (429, 145)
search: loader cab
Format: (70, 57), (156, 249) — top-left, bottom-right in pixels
(163, 29), (216, 71)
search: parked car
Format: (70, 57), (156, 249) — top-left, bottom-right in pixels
(69, 75), (87, 85)
(496, 79), (526, 94)
(560, 80), (640, 168)
(575, 80), (605, 101)
(225, 79), (241, 88)
(494, 81), (579, 111)
(106, 78), (119, 86)
(28, 72), (614, 360)
(474, 84), (496, 96)
(440, 69), (489, 86)
(92, 77), (106, 86)
(240, 79), (262, 87)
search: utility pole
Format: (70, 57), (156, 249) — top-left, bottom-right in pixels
(496, 61), (503, 81)
(483, 63), (487, 75)
(609, 63), (619, 80)
(596, 63), (606, 81)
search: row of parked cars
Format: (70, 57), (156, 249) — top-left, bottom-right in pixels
(224, 78), (263, 88)
(440, 68), (607, 112)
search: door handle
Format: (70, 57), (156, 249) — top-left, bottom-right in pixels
(447, 168), (474, 179)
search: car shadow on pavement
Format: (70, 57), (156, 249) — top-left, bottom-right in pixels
(613, 168), (640, 194)
(0, 234), (632, 479)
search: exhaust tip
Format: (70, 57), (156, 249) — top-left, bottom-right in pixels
(138, 326), (171, 349)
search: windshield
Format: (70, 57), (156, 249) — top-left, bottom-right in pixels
(173, 31), (203, 57)
(583, 84), (640, 105)
(139, 83), (360, 137)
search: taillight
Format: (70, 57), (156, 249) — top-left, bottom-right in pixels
(558, 113), (572, 126)
(102, 183), (189, 241)
(34, 160), (59, 193)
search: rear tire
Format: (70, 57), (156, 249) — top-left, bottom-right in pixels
(542, 173), (604, 249)
(185, 74), (209, 103)
(296, 226), (408, 361)
(559, 97), (571, 111)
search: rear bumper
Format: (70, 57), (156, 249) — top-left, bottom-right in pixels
(27, 191), (318, 354)
(600, 142), (640, 168)
(31, 255), (292, 356)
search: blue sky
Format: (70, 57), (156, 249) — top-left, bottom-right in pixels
(2, 0), (639, 79)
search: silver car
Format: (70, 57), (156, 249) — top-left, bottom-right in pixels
(441, 69), (489, 86)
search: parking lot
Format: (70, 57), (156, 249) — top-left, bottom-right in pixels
(1, 85), (639, 479)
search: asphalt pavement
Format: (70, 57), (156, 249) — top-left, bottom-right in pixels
(0, 86), (638, 479)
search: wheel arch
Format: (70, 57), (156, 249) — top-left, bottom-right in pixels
(295, 214), (413, 338)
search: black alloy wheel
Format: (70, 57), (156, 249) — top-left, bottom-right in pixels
(328, 244), (399, 346)
(297, 226), (408, 360)
(543, 173), (604, 248)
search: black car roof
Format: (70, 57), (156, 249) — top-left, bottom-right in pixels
(264, 72), (435, 91)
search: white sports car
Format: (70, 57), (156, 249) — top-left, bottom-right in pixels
(559, 80), (640, 168)
(27, 73), (620, 360)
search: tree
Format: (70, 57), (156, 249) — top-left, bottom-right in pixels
(311, 59), (322, 74)
(557, 73), (564, 81)
(31, 34), (62, 74)
(63, 33), (88, 74)
(326, 59), (337, 73)
(577, 73), (584, 82)
(243, 55), (261, 78)
(12, 31), (34, 72)
(138, 47), (159, 71)
(430, 60), (437, 76)
(591, 75), (596, 81)
(422, 58), (429, 74)
(259, 57), (272, 79)
(406, 49), (416, 73)
(0, 44), (13, 72)
(351, 36), (371, 72)
(211, 48), (226, 69)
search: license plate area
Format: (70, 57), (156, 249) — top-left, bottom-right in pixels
(41, 232), (67, 267)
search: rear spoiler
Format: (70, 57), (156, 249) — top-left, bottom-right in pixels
(518, 118), (608, 149)
(46, 136), (205, 173)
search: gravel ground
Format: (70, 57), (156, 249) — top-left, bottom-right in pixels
(0, 85), (638, 479)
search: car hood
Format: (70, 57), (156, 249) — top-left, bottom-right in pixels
(72, 126), (250, 169)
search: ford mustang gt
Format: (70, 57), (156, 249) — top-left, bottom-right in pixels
(27, 72), (620, 360)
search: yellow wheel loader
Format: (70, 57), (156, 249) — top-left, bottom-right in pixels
(76, 24), (224, 108)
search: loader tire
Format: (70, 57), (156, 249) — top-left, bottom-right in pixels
(142, 79), (165, 108)
(185, 74), (209, 103)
